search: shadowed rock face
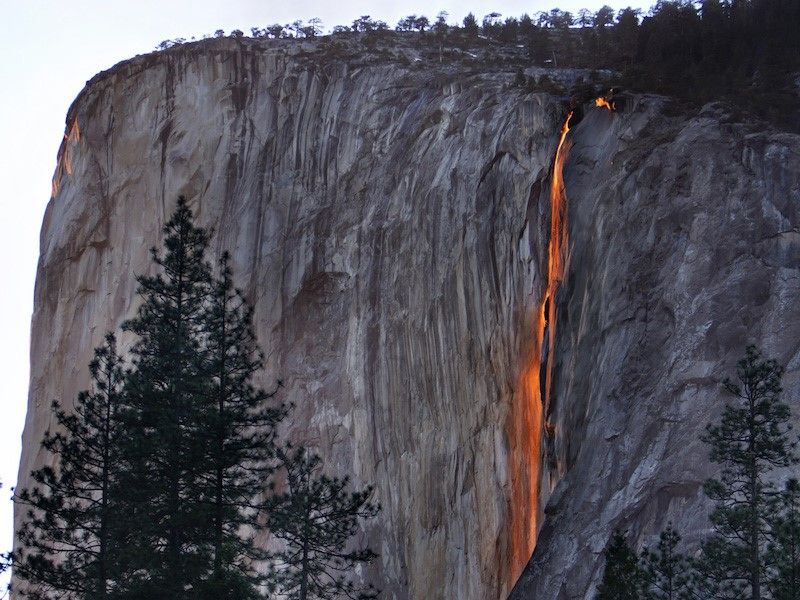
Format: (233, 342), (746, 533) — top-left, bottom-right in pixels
(17, 36), (800, 600)
(511, 103), (800, 598)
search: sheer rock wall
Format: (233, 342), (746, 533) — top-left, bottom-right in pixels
(20, 38), (558, 600)
(17, 37), (800, 600)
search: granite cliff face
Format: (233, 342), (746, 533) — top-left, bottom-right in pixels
(511, 102), (800, 598)
(17, 37), (800, 599)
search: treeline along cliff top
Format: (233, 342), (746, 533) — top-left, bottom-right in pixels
(150, 0), (800, 131)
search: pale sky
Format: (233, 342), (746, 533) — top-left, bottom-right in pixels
(0, 0), (643, 590)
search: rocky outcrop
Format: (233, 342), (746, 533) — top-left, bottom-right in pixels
(17, 36), (800, 600)
(511, 102), (800, 598)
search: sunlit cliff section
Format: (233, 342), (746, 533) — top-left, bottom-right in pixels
(542, 112), (573, 421)
(19, 37), (800, 600)
(506, 305), (545, 586)
(51, 118), (81, 197)
(507, 109), (573, 586)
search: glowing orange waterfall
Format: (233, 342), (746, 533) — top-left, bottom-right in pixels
(507, 98), (614, 590)
(543, 112), (573, 415)
(508, 110), (574, 587)
(595, 97), (613, 110)
(51, 118), (81, 197)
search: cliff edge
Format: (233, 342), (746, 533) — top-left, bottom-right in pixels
(18, 37), (800, 599)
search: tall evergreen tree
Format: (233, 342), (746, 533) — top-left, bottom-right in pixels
(597, 531), (646, 600)
(462, 12), (479, 36)
(265, 445), (380, 600)
(14, 198), (381, 599)
(118, 197), (215, 598)
(770, 479), (800, 600)
(699, 345), (797, 600)
(13, 334), (127, 599)
(641, 524), (694, 600)
(196, 251), (285, 598)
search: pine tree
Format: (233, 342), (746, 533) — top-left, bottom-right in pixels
(699, 345), (797, 600)
(118, 197), (215, 597)
(641, 524), (694, 600)
(770, 479), (800, 600)
(265, 445), (380, 600)
(462, 12), (479, 36)
(196, 251), (285, 598)
(597, 531), (646, 600)
(13, 334), (127, 599)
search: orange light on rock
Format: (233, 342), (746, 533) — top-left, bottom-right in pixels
(51, 119), (81, 197)
(508, 111), (573, 589)
(595, 96), (614, 111)
(543, 111), (572, 416)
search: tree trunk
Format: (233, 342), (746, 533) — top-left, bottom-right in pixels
(793, 499), (798, 600)
(300, 526), (310, 600)
(749, 391), (760, 600)
(300, 482), (311, 600)
(213, 298), (227, 579)
(167, 235), (187, 596)
(98, 366), (112, 599)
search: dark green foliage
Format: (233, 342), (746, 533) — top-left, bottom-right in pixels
(481, 12), (502, 37)
(14, 198), (379, 598)
(769, 479), (800, 600)
(614, 8), (641, 65)
(699, 345), (797, 600)
(434, 12), (449, 38)
(519, 13), (534, 36)
(266, 445), (380, 600)
(172, 1), (800, 128)
(396, 15), (418, 32)
(606, 0), (799, 127)
(462, 13), (479, 36)
(548, 8), (574, 29)
(594, 5), (616, 27)
(118, 197), (215, 597)
(413, 16), (429, 33)
(597, 532), (646, 600)
(118, 199), (287, 599)
(641, 524), (693, 600)
(528, 28), (553, 66)
(267, 24), (285, 39)
(352, 16), (387, 33)
(13, 335), (127, 599)
(499, 17), (519, 43)
(199, 251), (286, 595)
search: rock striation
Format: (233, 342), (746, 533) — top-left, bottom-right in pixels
(17, 36), (800, 600)
(511, 100), (800, 598)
